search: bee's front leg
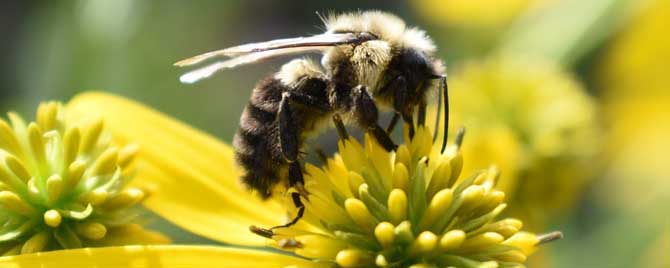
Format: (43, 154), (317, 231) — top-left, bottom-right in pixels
(351, 85), (398, 152)
(381, 75), (417, 139)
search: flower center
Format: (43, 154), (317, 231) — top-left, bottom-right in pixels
(266, 127), (560, 267)
(0, 102), (145, 255)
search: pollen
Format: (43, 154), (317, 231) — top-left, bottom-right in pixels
(0, 102), (146, 255)
(268, 126), (560, 267)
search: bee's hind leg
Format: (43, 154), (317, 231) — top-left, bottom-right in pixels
(249, 162), (306, 238)
(268, 91), (324, 232)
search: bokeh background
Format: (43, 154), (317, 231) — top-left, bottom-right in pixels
(0, 0), (668, 267)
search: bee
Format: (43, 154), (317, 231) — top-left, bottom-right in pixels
(175, 11), (449, 236)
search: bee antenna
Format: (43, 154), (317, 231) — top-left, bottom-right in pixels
(440, 75), (450, 153)
(433, 76), (443, 144)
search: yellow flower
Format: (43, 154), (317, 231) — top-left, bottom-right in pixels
(447, 58), (600, 228)
(267, 127), (561, 267)
(595, 0), (670, 212)
(598, 0), (670, 100)
(639, 230), (670, 268)
(413, 0), (538, 28)
(0, 92), (560, 267)
(0, 102), (167, 255)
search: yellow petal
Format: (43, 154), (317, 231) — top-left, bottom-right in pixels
(66, 92), (285, 246)
(0, 245), (324, 268)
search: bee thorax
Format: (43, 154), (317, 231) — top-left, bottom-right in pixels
(351, 40), (392, 92)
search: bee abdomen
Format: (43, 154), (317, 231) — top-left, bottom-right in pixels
(234, 77), (286, 198)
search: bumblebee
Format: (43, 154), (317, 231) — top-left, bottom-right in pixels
(176, 11), (449, 235)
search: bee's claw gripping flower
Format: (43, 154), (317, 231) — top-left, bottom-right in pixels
(0, 102), (161, 255)
(261, 126), (560, 267)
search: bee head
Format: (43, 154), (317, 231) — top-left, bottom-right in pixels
(323, 11), (437, 58)
(322, 11), (440, 94)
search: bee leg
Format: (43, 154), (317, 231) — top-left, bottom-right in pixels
(384, 75), (416, 139)
(402, 112), (415, 140)
(332, 114), (349, 140)
(278, 92), (299, 163)
(314, 147), (329, 166)
(352, 85), (398, 151)
(417, 100), (427, 127)
(278, 91), (329, 162)
(386, 113), (401, 133)
(250, 162), (306, 238)
(280, 161), (307, 226)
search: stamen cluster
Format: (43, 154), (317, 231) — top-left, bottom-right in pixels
(0, 102), (143, 255)
(271, 127), (554, 268)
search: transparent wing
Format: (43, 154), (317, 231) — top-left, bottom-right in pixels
(174, 32), (363, 67)
(179, 46), (325, 84)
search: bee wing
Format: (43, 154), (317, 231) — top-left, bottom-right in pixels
(175, 32), (374, 84)
(174, 32), (362, 67)
(179, 46), (324, 84)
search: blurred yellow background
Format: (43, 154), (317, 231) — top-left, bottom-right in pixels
(0, 0), (667, 267)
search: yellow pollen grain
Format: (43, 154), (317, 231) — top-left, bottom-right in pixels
(75, 221), (107, 240)
(426, 160), (451, 198)
(344, 198), (377, 231)
(4, 155), (31, 183)
(0, 119), (22, 155)
(461, 232), (504, 249)
(420, 188), (453, 230)
(494, 249), (527, 263)
(46, 174), (64, 204)
(36, 102), (58, 131)
(44, 209), (62, 227)
(348, 172), (365, 198)
(394, 221), (415, 245)
(445, 147), (463, 184)
(459, 185), (485, 212)
(63, 127), (81, 165)
(395, 145), (411, 168)
(80, 119), (104, 154)
(26, 179), (41, 200)
(502, 218), (523, 230)
(409, 231), (438, 256)
(0, 191), (35, 216)
(375, 254), (388, 267)
(102, 188), (144, 210)
(0, 160), (27, 192)
(503, 232), (539, 255)
(495, 224), (520, 238)
(374, 222), (396, 248)
(66, 160), (86, 189)
(20, 231), (49, 254)
(487, 190), (505, 206)
(118, 144), (139, 168)
(27, 123), (47, 168)
(335, 249), (372, 268)
(392, 163), (409, 190)
(388, 189), (408, 224)
(439, 229), (466, 251)
(93, 147), (119, 176)
(82, 188), (108, 205)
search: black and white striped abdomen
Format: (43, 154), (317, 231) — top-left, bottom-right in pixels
(233, 58), (330, 198)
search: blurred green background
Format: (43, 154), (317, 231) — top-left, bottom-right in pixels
(1, 0), (668, 267)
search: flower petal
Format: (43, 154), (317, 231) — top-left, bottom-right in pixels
(66, 92), (285, 246)
(0, 245), (323, 268)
